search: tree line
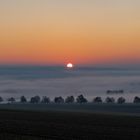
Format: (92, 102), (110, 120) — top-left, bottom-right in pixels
(0, 95), (140, 104)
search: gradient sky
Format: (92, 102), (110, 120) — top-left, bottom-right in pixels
(0, 0), (140, 66)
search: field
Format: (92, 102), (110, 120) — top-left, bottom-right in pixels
(0, 104), (140, 139)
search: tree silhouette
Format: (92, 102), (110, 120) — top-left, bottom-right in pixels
(8, 97), (15, 103)
(41, 96), (50, 104)
(20, 96), (27, 103)
(105, 97), (115, 103)
(76, 95), (87, 103)
(65, 96), (75, 103)
(93, 97), (102, 103)
(117, 97), (126, 104)
(54, 96), (64, 103)
(0, 97), (3, 103)
(133, 96), (140, 103)
(30, 96), (40, 104)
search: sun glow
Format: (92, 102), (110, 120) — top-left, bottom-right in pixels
(67, 63), (73, 68)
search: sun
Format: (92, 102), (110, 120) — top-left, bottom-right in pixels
(67, 63), (74, 68)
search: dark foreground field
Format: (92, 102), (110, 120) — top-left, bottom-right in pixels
(0, 106), (140, 140)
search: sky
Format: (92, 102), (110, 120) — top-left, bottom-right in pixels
(0, 0), (140, 66)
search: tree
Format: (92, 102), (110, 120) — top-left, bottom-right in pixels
(8, 97), (15, 103)
(41, 96), (50, 104)
(133, 96), (140, 103)
(76, 95), (87, 103)
(117, 97), (126, 104)
(105, 97), (115, 103)
(54, 96), (64, 103)
(93, 97), (102, 103)
(0, 97), (3, 103)
(30, 96), (40, 104)
(65, 96), (75, 103)
(20, 96), (27, 103)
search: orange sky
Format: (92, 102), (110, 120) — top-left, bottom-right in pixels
(0, 0), (140, 66)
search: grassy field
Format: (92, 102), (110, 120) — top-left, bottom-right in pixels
(0, 107), (140, 140)
(0, 103), (140, 115)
